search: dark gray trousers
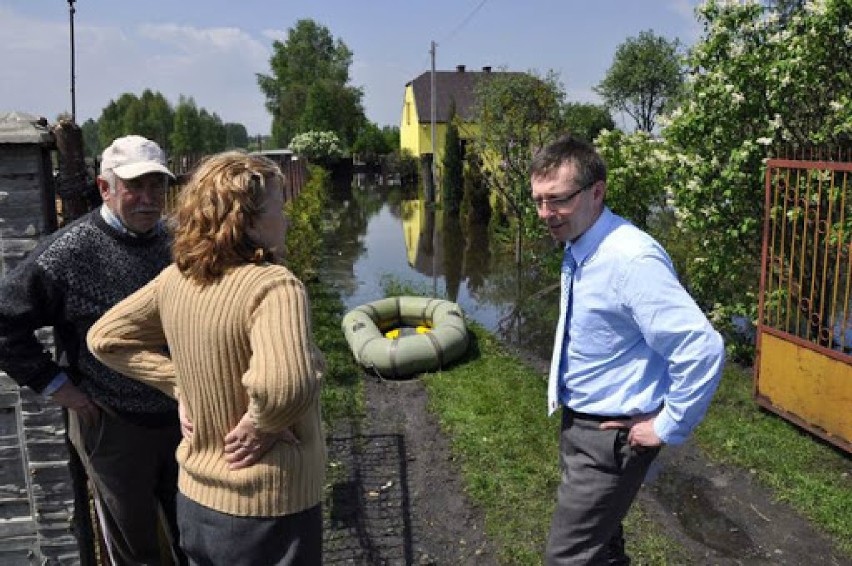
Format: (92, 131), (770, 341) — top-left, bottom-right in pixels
(545, 410), (661, 566)
(68, 409), (184, 566)
(176, 494), (323, 566)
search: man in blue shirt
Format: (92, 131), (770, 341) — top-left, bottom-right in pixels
(531, 135), (725, 565)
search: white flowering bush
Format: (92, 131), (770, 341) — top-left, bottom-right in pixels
(660, 0), (852, 344)
(594, 129), (670, 231)
(289, 130), (344, 161)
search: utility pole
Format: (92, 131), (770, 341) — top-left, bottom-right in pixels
(429, 40), (437, 204)
(68, 0), (77, 123)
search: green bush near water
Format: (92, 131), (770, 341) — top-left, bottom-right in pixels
(282, 163), (363, 424)
(284, 165), (329, 283)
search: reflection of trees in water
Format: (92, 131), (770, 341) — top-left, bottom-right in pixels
(473, 239), (561, 360)
(496, 282), (561, 360)
(322, 180), (394, 296)
(405, 203), (490, 298)
(442, 213), (465, 302)
(462, 220), (490, 294)
(386, 182), (419, 220)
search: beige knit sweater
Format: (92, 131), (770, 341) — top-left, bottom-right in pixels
(87, 262), (325, 517)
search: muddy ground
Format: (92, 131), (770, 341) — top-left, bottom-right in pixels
(322, 367), (850, 565)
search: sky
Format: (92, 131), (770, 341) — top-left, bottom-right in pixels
(1, 0), (704, 137)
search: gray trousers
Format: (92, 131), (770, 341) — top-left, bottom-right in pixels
(545, 410), (660, 566)
(176, 494), (323, 566)
(68, 409), (183, 566)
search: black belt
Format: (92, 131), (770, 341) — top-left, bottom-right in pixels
(565, 408), (631, 422)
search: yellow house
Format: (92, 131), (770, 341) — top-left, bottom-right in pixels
(401, 65), (518, 167)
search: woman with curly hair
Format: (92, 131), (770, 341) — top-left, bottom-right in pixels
(88, 151), (325, 565)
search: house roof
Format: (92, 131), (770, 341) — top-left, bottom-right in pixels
(407, 66), (523, 123)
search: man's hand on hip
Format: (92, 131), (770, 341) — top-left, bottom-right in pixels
(599, 413), (663, 448)
(51, 381), (100, 426)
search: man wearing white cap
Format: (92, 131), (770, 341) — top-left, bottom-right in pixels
(0, 135), (186, 565)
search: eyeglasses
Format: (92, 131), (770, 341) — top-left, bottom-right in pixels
(532, 180), (596, 211)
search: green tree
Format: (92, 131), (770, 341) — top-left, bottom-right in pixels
(96, 90), (174, 151)
(80, 118), (100, 158)
(299, 79), (366, 146)
(137, 89), (174, 150)
(171, 96), (202, 154)
(198, 109), (227, 153)
(257, 19), (366, 148)
(442, 107), (464, 216)
(595, 129), (669, 231)
(561, 102), (615, 143)
(595, 30), (683, 132)
(352, 122), (393, 163)
(98, 93), (141, 148)
(224, 123), (249, 148)
(473, 70), (564, 261)
(460, 153), (490, 226)
(661, 0), (852, 348)
(381, 126), (400, 151)
(765, 0), (806, 23)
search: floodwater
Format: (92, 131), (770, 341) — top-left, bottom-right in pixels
(319, 176), (783, 561)
(320, 178), (560, 362)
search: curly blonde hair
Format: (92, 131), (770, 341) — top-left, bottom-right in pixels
(172, 151), (286, 284)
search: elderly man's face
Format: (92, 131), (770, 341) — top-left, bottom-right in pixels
(101, 173), (168, 234)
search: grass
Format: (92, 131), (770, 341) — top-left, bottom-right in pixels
(693, 364), (852, 556)
(422, 324), (690, 564)
(307, 277), (364, 425)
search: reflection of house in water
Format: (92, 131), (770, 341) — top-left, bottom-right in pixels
(401, 199), (440, 275)
(400, 200), (489, 302)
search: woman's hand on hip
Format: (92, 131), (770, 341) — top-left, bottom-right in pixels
(223, 413), (300, 470)
(178, 399), (194, 440)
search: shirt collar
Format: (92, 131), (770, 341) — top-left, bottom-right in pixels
(567, 206), (615, 267)
(100, 204), (163, 238)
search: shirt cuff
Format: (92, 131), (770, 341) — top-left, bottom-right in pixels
(653, 408), (686, 445)
(42, 372), (69, 397)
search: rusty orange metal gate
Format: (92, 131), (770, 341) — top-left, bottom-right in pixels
(757, 157), (852, 452)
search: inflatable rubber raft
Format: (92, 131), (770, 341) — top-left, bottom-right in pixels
(341, 296), (469, 378)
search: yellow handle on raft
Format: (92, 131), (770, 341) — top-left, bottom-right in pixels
(384, 325), (432, 339)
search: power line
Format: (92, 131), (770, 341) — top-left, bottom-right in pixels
(441, 0), (489, 44)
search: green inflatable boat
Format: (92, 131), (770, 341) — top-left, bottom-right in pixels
(342, 296), (470, 378)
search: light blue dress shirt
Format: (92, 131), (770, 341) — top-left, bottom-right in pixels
(546, 207), (725, 445)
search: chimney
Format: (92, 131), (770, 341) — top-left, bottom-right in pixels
(482, 66), (492, 73)
(456, 65), (466, 73)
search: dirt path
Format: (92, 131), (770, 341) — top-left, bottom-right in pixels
(639, 440), (851, 565)
(323, 370), (850, 565)
(324, 375), (494, 565)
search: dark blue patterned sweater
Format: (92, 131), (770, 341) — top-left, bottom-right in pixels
(0, 209), (176, 426)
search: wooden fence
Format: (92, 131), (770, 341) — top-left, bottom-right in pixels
(165, 151), (308, 213)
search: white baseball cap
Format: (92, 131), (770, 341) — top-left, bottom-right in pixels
(100, 135), (176, 180)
